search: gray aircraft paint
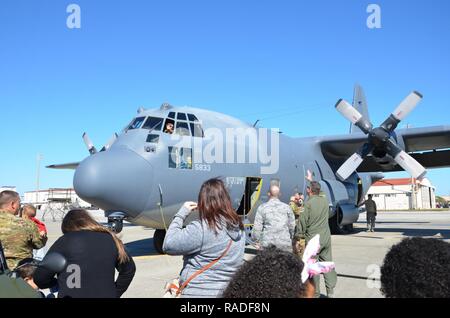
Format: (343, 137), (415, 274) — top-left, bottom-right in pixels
(74, 105), (374, 230)
(56, 87), (450, 233)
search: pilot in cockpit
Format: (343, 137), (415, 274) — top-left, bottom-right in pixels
(164, 121), (174, 134)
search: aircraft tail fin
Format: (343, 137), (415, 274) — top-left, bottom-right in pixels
(350, 84), (371, 134)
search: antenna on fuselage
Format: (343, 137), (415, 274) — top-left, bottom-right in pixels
(160, 102), (173, 111)
(253, 119), (260, 127)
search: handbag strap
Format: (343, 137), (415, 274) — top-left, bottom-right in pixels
(177, 239), (233, 296)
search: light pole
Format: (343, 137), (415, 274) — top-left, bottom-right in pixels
(36, 153), (43, 204)
(411, 177), (416, 210)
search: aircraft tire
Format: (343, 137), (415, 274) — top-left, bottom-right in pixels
(108, 220), (123, 233)
(343, 223), (354, 233)
(329, 206), (347, 235)
(153, 229), (166, 254)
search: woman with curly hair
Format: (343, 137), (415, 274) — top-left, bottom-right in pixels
(380, 237), (450, 298)
(222, 245), (316, 298)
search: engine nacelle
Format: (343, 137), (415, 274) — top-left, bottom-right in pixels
(339, 203), (361, 225)
(324, 172), (384, 234)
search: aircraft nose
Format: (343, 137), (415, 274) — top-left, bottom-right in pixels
(73, 147), (153, 216)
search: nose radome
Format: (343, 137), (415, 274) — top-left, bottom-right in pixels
(73, 148), (153, 216)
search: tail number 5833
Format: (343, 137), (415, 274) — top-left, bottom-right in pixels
(194, 164), (211, 172)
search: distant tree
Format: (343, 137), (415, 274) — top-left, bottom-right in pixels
(436, 196), (448, 208)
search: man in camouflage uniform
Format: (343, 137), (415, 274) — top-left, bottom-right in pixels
(298, 181), (337, 298)
(0, 191), (47, 269)
(289, 192), (304, 220)
(252, 184), (295, 252)
(290, 193), (306, 258)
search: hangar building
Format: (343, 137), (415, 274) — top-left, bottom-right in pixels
(367, 178), (436, 210)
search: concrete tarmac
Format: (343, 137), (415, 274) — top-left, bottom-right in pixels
(38, 210), (450, 298)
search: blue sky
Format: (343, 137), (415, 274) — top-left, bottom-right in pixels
(0, 0), (449, 195)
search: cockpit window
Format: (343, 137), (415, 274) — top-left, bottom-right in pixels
(128, 117), (146, 130)
(177, 113), (187, 120)
(142, 116), (164, 131)
(146, 134), (160, 143)
(161, 112), (204, 137)
(187, 114), (199, 122)
(168, 147), (192, 170)
(176, 122), (190, 136)
(190, 123), (204, 137)
(163, 119), (175, 134)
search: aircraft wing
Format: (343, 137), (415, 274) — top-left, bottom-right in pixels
(319, 125), (450, 173)
(46, 162), (80, 170)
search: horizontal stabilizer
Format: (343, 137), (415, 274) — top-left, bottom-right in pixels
(46, 162), (79, 170)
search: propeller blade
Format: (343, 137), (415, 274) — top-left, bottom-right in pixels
(100, 133), (118, 152)
(335, 99), (362, 124)
(385, 139), (427, 179)
(381, 91), (423, 132)
(336, 153), (364, 181)
(335, 99), (373, 134)
(392, 91), (423, 121)
(336, 143), (374, 181)
(82, 132), (98, 155)
(394, 151), (427, 179)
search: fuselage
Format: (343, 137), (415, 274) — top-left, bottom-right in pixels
(73, 105), (368, 229)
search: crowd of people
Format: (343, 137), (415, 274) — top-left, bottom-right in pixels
(1, 176), (449, 298)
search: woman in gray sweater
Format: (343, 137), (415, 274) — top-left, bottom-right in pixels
(163, 178), (246, 298)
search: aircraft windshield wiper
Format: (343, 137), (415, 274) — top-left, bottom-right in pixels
(147, 120), (163, 134)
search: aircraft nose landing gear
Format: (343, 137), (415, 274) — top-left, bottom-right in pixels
(108, 218), (123, 233)
(106, 212), (126, 234)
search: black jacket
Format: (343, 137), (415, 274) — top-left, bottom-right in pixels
(34, 230), (135, 298)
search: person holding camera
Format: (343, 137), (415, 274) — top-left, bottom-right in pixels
(163, 178), (246, 298)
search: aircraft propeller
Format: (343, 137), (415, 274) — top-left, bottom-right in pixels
(82, 132), (117, 155)
(82, 132), (98, 155)
(100, 133), (118, 152)
(335, 91), (426, 181)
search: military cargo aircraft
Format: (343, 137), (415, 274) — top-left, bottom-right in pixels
(48, 85), (450, 253)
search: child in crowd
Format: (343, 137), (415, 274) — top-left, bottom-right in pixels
(21, 204), (48, 260)
(15, 258), (56, 298)
(21, 205), (47, 236)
